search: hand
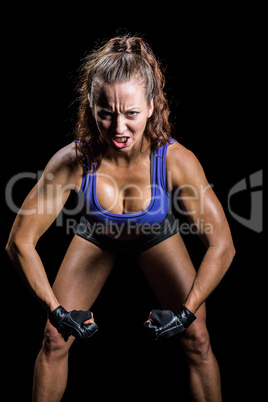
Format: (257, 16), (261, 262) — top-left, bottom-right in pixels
(49, 305), (98, 342)
(144, 306), (196, 341)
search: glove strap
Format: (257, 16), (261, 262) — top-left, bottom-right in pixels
(177, 306), (196, 328)
(49, 305), (67, 327)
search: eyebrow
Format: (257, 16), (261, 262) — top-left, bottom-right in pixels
(127, 107), (141, 110)
(98, 106), (141, 112)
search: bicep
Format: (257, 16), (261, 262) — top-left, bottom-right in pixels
(173, 151), (232, 247)
(11, 183), (69, 246)
(181, 185), (230, 245)
(9, 151), (77, 246)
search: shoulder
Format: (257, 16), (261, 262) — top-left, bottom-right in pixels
(47, 142), (80, 167)
(166, 140), (207, 188)
(42, 142), (83, 191)
(166, 140), (202, 173)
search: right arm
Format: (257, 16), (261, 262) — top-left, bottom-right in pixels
(6, 143), (82, 313)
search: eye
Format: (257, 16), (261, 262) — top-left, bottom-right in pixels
(98, 110), (113, 120)
(126, 111), (139, 118)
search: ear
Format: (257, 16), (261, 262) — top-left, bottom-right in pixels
(148, 99), (154, 118)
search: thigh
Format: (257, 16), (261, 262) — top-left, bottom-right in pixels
(52, 235), (116, 311)
(137, 233), (206, 320)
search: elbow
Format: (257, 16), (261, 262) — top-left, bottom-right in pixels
(228, 235), (236, 259)
(208, 236), (236, 269)
(229, 243), (236, 263)
(6, 236), (26, 262)
(6, 237), (13, 257)
(6, 237), (19, 261)
(222, 239), (236, 266)
(6, 229), (36, 264)
(6, 232), (36, 261)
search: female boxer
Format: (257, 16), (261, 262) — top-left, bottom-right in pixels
(6, 36), (235, 401)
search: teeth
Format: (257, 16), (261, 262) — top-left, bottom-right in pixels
(115, 137), (128, 143)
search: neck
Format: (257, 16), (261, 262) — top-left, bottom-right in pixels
(104, 137), (151, 166)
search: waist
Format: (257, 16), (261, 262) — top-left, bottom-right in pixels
(75, 212), (180, 253)
(76, 212), (176, 241)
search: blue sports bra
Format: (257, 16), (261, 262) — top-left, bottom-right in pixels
(79, 138), (177, 227)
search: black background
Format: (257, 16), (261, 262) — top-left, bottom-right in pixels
(2, 6), (264, 401)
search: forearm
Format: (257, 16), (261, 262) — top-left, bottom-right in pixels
(7, 241), (59, 313)
(184, 243), (235, 313)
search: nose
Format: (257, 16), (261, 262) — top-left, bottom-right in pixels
(113, 114), (125, 134)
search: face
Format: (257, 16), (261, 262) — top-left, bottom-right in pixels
(92, 79), (154, 153)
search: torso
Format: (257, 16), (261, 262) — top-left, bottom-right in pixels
(69, 138), (196, 241)
(73, 139), (179, 240)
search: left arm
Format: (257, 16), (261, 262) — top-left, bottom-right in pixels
(168, 143), (236, 313)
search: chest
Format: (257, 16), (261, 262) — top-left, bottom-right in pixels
(95, 159), (152, 214)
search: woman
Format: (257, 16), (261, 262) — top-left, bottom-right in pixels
(6, 36), (235, 401)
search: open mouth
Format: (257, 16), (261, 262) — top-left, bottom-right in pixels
(112, 136), (130, 149)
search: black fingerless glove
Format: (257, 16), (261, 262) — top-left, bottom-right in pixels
(49, 306), (98, 342)
(144, 306), (196, 341)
